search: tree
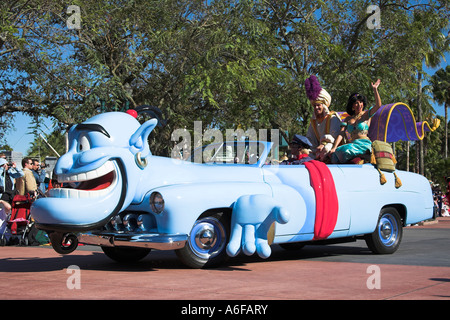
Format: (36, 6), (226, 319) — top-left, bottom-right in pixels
(27, 129), (65, 160)
(1, 0), (449, 164)
(431, 65), (450, 158)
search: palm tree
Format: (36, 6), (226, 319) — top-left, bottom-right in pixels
(430, 65), (450, 158)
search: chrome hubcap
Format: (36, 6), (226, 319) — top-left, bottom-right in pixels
(195, 226), (217, 249)
(380, 223), (392, 239)
(189, 217), (226, 259)
(378, 213), (398, 247)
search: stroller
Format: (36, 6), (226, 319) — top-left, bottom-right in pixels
(0, 194), (34, 246)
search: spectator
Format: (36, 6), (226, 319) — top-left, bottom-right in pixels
(0, 158), (24, 204)
(15, 157), (37, 196)
(32, 159), (47, 193)
(446, 177), (450, 203)
(0, 199), (12, 242)
(436, 192), (443, 217)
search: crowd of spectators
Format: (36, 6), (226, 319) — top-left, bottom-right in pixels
(0, 154), (49, 245)
(433, 177), (450, 218)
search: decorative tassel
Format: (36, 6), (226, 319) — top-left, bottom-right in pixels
(377, 168), (387, 185)
(432, 118), (440, 131)
(380, 173), (387, 185)
(371, 151), (376, 165)
(394, 172), (402, 188)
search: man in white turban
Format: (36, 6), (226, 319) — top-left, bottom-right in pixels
(304, 75), (341, 162)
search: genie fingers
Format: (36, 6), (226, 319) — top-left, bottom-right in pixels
(242, 224), (256, 256)
(226, 224), (242, 257)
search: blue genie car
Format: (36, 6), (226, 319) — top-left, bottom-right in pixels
(31, 111), (434, 268)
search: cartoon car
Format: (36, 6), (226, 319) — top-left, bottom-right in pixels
(31, 111), (434, 268)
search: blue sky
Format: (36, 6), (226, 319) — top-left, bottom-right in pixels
(424, 52), (450, 117)
(6, 113), (55, 156)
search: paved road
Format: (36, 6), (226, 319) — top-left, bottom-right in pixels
(1, 217), (449, 304)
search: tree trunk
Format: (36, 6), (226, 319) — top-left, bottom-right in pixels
(406, 140), (410, 172)
(445, 101), (448, 159)
(417, 71), (424, 175)
(415, 141), (419, 173)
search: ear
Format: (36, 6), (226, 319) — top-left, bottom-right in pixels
(129, 118), (158, 156)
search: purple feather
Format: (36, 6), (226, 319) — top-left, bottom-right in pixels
(305, 75), (322, 101)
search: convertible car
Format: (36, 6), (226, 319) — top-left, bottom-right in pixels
(30, 111), (434, 268)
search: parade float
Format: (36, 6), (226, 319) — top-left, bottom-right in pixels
(30, 104), (438, 268)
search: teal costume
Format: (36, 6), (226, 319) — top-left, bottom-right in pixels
(332, 122), (372, 164)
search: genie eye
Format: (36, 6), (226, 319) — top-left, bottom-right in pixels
(78, 135), (91, 152)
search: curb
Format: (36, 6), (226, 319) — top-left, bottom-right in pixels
(418, 219), (439, 226)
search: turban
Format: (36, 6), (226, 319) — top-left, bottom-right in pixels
(305, 75), (332, 108)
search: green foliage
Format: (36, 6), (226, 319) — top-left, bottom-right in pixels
(27, 129), (66, 161)
(0, 0), (449, 179)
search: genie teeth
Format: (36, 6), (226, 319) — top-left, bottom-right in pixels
(49, 160), (117, 199)
(48, 187), (111, 199)
(57, 160), (114, 183)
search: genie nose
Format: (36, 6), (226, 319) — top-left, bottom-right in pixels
(54, 152), (74, 175)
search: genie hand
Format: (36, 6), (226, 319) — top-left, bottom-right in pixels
(226, 194), (289, 259)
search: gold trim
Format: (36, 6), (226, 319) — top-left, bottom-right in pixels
(135, 152), (148, 169)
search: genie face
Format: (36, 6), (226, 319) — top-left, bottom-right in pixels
(31, 112), (157, 232)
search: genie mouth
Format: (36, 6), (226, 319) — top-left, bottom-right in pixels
(31, 158), (127, 233)
(50, 160), (117, 199)
(31, 112), (157, 234)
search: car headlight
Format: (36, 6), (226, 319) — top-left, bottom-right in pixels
(150, 192), (165, 214)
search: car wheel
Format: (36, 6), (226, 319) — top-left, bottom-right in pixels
(102, 246), (151, 262)
(176, 212), (230, 268)
(365, 207), (403, 254)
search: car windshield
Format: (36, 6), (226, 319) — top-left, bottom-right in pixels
(189, 141), (265, 164)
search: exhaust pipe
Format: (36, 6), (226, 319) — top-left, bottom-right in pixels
(49, 232), (79, 254)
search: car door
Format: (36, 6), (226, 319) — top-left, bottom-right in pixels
(262, 164), (351, 238)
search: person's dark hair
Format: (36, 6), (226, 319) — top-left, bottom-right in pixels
(346, 92), (367, 116)
(22, 157), (32, 167)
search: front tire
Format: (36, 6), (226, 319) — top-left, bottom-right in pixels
(176, 212), (230, 268)
(365, 207), (403, 254)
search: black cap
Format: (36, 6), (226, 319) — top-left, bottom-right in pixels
(290, 134), (312, 148)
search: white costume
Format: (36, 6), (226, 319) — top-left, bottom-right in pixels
(306, 113), (341, 155)
(304, 75), (341, 159)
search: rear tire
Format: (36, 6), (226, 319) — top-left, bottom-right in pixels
(365, 207), (403, 254)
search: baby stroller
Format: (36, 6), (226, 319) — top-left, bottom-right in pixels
(0, 194), (34, 246)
